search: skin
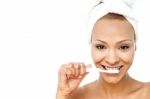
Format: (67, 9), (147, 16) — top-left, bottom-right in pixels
(56, 18), (150, 99)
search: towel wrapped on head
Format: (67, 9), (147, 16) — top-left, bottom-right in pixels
(87, 0), (138, 41)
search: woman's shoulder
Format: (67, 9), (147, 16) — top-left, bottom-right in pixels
(143, 82), (150, 89)
(70, 81), (96, 99)
(140, 82), (150, 98)
(143, 82), (150, 90)
(135, 81), (150, 92)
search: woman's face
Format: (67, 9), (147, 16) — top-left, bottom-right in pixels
(91, 18), (136, 84)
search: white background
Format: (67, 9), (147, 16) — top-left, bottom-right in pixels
(0, 0), (150, 99)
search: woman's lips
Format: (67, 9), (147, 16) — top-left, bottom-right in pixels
(98, 65), (123, 70)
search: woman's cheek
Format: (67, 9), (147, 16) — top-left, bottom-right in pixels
(91, 48), (106, 63)
(119, 50), (135, 64)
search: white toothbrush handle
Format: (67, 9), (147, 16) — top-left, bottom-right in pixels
(86, 68), (119, 74)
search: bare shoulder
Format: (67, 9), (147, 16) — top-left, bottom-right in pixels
(141, 82), (150, 98)
(143, 82), (150, 91)
(70, 81), (96, 99)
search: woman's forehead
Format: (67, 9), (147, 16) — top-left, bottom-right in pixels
(92, 18), (135, 40)
(93, 18), (133, 31)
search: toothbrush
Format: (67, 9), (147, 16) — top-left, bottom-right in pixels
(86, 67), (119, 74)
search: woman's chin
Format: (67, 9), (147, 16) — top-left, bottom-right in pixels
(103, 77), (122, 84)
(100, 72), (127, 84)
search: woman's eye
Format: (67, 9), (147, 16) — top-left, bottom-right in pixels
(119, 45), (130, 50)
(95, 44), (106, 50)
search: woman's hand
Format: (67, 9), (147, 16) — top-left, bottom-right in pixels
(56, 63), (90, 99)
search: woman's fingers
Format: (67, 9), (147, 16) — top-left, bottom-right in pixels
(57, 63), (91, 96)
(59, 63), (91, 81)
(74, 63), (81, 77)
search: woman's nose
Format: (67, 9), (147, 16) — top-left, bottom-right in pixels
(105, 49), (119, 65)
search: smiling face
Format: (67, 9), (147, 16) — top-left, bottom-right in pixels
(91, 14), (136, 84)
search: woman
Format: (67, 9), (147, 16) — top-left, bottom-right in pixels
(56, 0), (150, 99)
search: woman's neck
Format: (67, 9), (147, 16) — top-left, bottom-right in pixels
(95, 74), (138, 97)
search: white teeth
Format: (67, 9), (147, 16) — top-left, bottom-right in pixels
(104, 66), (121, 70)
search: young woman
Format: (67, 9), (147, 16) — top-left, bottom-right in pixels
(56, 0), (150, 99)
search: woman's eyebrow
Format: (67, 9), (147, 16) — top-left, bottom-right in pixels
(94, 39), (132, 44)
(95, 39), (107, 44)
(117, 40), (133, 44)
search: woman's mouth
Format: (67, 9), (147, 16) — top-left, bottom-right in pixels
(100, 65), (123, 71)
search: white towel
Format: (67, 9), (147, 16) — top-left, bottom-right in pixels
(87, 0), (138, 41)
